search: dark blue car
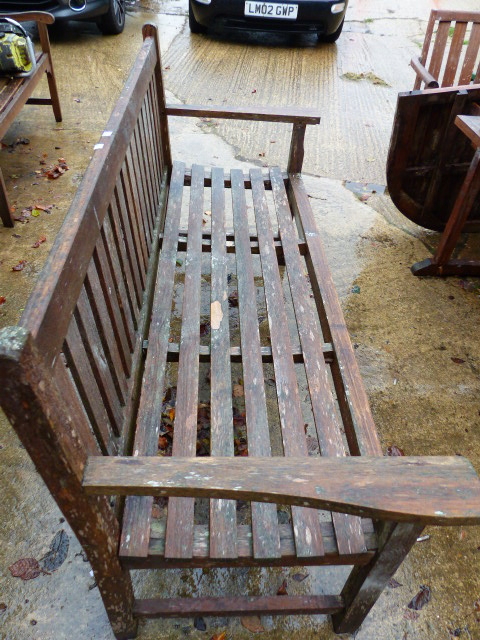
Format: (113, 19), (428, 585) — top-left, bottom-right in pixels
(0, 0), (126, 34)
(189, 0), (347, 41)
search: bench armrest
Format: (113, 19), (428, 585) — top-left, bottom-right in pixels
(410, 56), (439, 89)
(165, 103), (321, 125)
(83, 455), (480, 526)
(0, 11), (55, 25)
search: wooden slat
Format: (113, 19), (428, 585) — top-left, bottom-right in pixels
(271, 168), (365, 556)
(84, 455), (480, 526)
(460, 23), (480, 85)
(124, 148), (149, 279)
(251, 167), (324, 558)
(164, 163), (205, 559)
(164, 341), (334, 363)
(132, 121), (154, 246)
(99, 210), (137, 347)
(442, 21), (468, 86)
(143, 520), (376, 567)
(76, 287), (124, 436)
(64, 317), (117, 455)
(289, 175), (382, 458)
(86, 258), (131, 384)
(134, 595), (344, 618)
(209, 166), (237, 559)
(120, 161), (185, 559)
(136, 107), (156, 236)
(165, 103), (320, 124)
(230, 168), (281, 560)
(144, 84), (162, 211)
(428, 21), (451, 81)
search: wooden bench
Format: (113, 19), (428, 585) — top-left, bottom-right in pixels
(0, 11), (62, 227)
(2, 24), (480, 639)
(411, 9), (480, 90)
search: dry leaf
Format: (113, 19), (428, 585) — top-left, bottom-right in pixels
(241, 616), (265, 633)
(233, 384), (244, 398)
(0, 296), (5, 305)
(9, 558), (46, 581)
(386, 445), (405, 457)
(408, 585), (431, 611)
(11, 260), (27, 272)
(292, 572), (309, 582)
(403, 609), (420, 620)
(451, 357), (465, 364)
(32, 235), (47, 248)
(277, 579), (288, 596)
(210, 633), (227, 640)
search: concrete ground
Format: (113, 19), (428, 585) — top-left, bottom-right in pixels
(0, 0), (480, 638)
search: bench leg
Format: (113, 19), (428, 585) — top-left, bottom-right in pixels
(332, 521), (423, 634)
(38, 22), (62, 122)
(0, 168), (14, 227)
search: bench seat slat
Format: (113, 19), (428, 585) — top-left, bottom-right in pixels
(231, 168), (281, 560)
(165, 163), (205, 559)
(120, 160), (185, 559)
(209, 166), (237, 559)
(138, 520), (376, 568)
(270, 168), (366, 556)
(251, 167), (325, 558)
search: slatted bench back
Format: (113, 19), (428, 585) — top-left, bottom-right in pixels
(415, 10), (480, 90)
(17, 27), (170, 457)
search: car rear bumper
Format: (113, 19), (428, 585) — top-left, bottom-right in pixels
(191, 0), (346, 35)
(0, 0), (109, 21)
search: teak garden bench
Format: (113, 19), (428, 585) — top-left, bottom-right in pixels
(0, 11), (62, 228)
(411, 9), (480, 90)
(2, 25), (480, 639)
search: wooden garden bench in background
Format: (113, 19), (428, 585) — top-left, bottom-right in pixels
(2, 24), (480, 640)
(411, 9), (480, 90)
(0, 11), (62, 227)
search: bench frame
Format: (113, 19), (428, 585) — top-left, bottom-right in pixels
(0, 11), (62, 227)
(1, 24), (480, 640)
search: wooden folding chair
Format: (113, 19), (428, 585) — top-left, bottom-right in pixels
(411, 10), (480, 90)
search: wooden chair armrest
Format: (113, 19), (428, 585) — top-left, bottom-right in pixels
(0, 12), (55, 25)
(165, 103), (321, 125)
(83, 455), (480, 526)
(410, 56), (439, 89)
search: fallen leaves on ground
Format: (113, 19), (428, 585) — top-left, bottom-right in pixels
(228, 291), (239, 307)
(451, 357), (466, 365)
(210, 633), (227, 640)
(9, 558), (47, 581)
(43, 158), (69, 179)
(388, 578), (403, 588)
(408, 585), (431, 610)
(241, 616), (265, 633)
(40, 530), (69, 572)
(194, 616), (207, 631)
(11, 260), (26, 272)
(292, 572), (309, 582)
(403, 609), (420, 620)
(233, 384), (244, 398)
(277, 579), (288, 596)
(0, 296), (5, 305)
(386, 444), (405, 456)
(31, 235), (46, 248)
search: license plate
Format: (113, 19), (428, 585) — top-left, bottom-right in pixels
(244, 1), (298, 20)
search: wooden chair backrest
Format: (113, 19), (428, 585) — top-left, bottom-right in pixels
(415, 10), (480, 90)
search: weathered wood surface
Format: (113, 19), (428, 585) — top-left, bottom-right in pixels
(134, 595), (344, 618)
(84, 456), (480, 525)
(129, 520), (376, 569)
(387, 85), (480, 231)
(166, 103), (320, 123)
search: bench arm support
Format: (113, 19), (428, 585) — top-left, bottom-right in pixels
(83, 455), (480, 526)
(165, 104), (320, 173)
(0, 11), (55, 25)
(410, 56), (440, 89)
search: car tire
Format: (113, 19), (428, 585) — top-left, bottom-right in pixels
(319, 18), (344, 43)
(98, 0), (126, 35)
(189, 0), (207, 34)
